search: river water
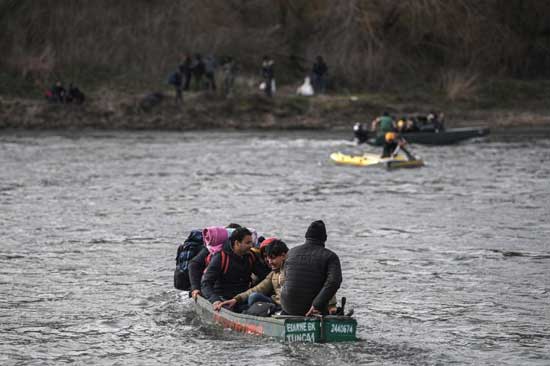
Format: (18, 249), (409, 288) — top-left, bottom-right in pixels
(1, 129), (549, 365)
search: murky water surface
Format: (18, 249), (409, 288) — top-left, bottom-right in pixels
(1, 129), (549, 365)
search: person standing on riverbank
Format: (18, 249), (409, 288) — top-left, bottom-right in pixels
(179, 55), (193, 91)
(261, 55), (275, 97)
(191, 54), (205, 91)
(222, 56), (237, 98)
(168, 69), (183, 104)
(204, 55), (217, 92)
(280, 220), (342, 316)
(311, 56), (328, 94)
(50, 81), (66, 103)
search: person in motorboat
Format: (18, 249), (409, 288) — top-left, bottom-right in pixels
(381, 132), (416, 160)
(397, 116), (418, 133)
(214, 238), (287, 312)
(189, 223), (270, 299)
(188, 224), (239, 300)
(201, 227), (270, 313)
(420, 111), (445, 132)
(280, 220), (342, 316)
(353, 122), (370, 144)
(248, 228), (271, 286)
(216, 238), (339, 314)
(371, 111), (395, 139)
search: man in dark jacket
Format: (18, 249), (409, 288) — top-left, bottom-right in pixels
(201, 227), (269, 312)
(261, 55), (274, 97)
(168, 70), (183, 104)
(280, 220), (342, 316)
(311, 56), (328, 94)
(179, 55), (193, 91)
(191, 54), (206, 90)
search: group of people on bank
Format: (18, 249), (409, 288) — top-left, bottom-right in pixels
(167, 54), (329, 103)
(167, 53), (224, 103)
(44, 54), (329, 107)
(45, 80), (85, 104)
(259, 54), (329, 98)
(174, 220), (343, 317)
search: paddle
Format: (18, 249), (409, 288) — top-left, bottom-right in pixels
(390, 144), (401, 158)
(400, 145), (417, 161)
(392, 137), (417, 161)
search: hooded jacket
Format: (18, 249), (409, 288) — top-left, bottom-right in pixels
(201, 240), (270, 303)
(188, 247), (210, 293)
(280, 220), (342, 315)
(188, 228), (230, 293)
(233, 261), (338, 308)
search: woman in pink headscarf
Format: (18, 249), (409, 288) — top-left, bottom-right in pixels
(202, 226), (230, 254)
(188, 226), (231, 300)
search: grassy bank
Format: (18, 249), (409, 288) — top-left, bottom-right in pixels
(2, 72), (550, 131)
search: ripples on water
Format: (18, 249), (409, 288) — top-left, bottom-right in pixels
(1, 129), (549, 365)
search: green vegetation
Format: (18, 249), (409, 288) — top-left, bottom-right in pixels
(0, 71), (39, 98)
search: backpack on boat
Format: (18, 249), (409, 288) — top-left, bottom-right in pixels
(244, 301), (277, 317)
(174, 229), (204, 290)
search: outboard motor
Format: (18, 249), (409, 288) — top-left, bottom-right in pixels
(353, 122), (369, 144)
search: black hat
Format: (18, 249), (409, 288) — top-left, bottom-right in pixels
(305, 220), (327, 242)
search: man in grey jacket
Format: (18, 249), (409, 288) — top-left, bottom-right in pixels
(280, 220), (342, 316)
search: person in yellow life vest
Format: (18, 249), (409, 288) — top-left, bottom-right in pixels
(397, 116), (418, 133)
(382, 132), (416, 160)
(396, 118), (407, 133)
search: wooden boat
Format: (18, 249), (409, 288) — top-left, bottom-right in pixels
(330, 151), (424, 169)
(364, 126), (490, 146)
(192, 295), (358, 343)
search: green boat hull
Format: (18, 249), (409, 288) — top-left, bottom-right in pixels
(192, 295), (357, 343)
(367, 126), (490, 146)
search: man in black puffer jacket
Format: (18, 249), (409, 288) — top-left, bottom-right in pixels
(280, 220), (342, 316)
(201, 227), (270, 312)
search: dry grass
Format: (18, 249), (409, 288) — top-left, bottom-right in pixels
(1, 0), (550, 92)
(440, 70), (480, 101)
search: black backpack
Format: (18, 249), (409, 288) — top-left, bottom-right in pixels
(174, 229), (204, 290)
(167, 72), (180, 86)
(244, 302), (277, 317)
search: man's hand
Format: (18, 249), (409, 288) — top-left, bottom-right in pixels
(191, 290), (201, 299)
(328, 306), (337, 315)
(214, 299), (237, 311)
(305, 305), (320, 317)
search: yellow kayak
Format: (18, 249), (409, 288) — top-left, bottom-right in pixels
(330, 152), (424, 169)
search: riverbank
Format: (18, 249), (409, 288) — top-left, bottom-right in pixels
(2, 87), (550, 131)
